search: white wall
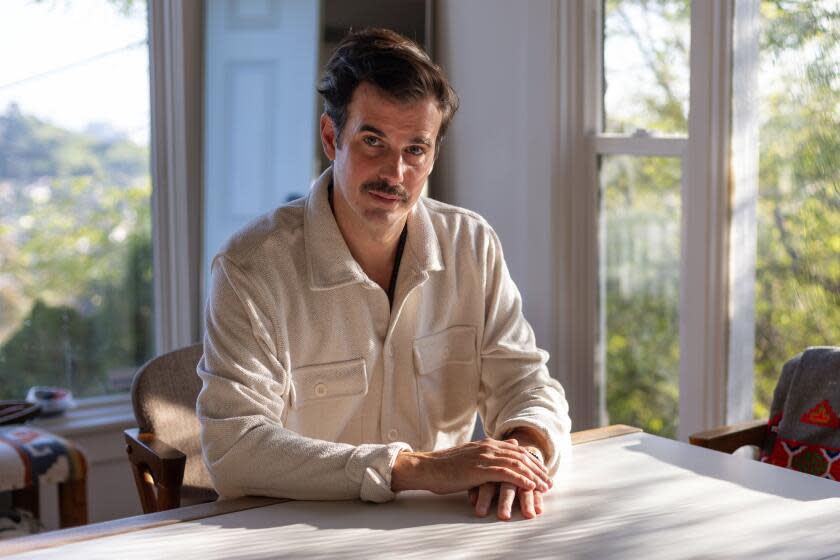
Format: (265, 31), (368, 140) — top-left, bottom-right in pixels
(434, 1), (566, 388)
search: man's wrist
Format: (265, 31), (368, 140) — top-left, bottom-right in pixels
(502, 427), (550, 462)
(391, 450), (425, 492)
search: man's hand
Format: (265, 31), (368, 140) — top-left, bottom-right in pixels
(468, 428), (550, 520)
(390, 437), (551, 498)
(468, 480), (544, 520)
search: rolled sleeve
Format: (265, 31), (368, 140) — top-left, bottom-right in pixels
(348, 442), (414, 503)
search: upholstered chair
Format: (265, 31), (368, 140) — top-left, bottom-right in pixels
(124, 343), (217, 513)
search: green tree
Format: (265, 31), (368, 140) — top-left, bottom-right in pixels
(0, 106), (153, 399)
(752, 0), (840, 417)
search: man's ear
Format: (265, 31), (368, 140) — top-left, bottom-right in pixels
(320, 113), (337, 161)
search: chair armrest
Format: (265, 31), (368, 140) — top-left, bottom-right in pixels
(689, 419), (768, 454)
(124, 428), (186, 490)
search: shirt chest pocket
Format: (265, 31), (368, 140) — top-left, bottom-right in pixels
(413, 326), (477, 375)
(412, 326), (479, 436)
(289, 358), (368, 410)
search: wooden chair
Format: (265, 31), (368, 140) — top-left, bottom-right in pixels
(690, 347), (840, 462)
(689, 419), (767, 454)
(124, 343), (217, 513)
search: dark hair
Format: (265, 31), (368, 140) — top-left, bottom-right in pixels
(317, 28), (459, 153)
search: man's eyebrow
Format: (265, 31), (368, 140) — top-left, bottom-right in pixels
(358, 124), (432, 147)
(359, 124), (386, 136)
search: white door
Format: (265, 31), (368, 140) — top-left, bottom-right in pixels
(204, 0), (320, 298)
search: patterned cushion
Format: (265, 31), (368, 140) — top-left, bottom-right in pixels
(765, 437), (840, 480)
(0, 426), (86, 491)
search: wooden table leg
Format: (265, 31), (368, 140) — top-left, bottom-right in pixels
(58, 478), (87, 528)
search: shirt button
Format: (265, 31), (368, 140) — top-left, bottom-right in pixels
(387, 428), (399, 441)
(314, 383), (327, 397)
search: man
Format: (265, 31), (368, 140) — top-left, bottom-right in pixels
(197, 28), (571, 521)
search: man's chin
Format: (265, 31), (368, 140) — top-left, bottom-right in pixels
(361, 205), (412, 231)
(362, 206), (402, 222)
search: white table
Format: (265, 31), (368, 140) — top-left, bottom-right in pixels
(4, 427), (840, 559)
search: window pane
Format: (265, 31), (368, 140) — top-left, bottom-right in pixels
(603, 0), (690, 134)
(601, 156), (681, 437)
(753, 1), (840, 417)
(0, 0), (153, 399)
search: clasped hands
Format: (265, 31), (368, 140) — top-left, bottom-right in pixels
(390, 434), (551, 520)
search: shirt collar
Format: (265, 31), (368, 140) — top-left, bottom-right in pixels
(304, 167), (444, 290)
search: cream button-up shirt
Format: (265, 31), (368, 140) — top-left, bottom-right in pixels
(197, 168), (572, 503)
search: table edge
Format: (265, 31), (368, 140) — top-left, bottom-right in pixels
(570, 424), (642, 446)
(0, 496), (286, 557)
(0, 424), (640, 556)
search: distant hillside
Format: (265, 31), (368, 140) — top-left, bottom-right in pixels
(0, 103), (148, 186)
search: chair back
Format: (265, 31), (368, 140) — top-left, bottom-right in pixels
(131, 343), (216, 503)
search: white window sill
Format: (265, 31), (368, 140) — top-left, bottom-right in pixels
(31, 394), (137, 438)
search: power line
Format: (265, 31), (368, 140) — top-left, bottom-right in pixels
(0, 38), (148, 92)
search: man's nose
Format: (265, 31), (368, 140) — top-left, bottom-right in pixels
(380, 150), (406, 185)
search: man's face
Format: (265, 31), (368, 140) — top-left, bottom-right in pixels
(320, 82), (443, 239)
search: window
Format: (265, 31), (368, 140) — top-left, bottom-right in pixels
(597, 0), (689, 437)
(592, 0), (840, 438)
(0, 0), (153, 399)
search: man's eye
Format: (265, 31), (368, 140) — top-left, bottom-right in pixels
(406, 146), (426, 156)
(363, 136), (381, 147)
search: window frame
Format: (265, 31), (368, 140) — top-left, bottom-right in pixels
(725, 0), (760, 427)
(149, 0), (204, 356)
(679, 0), (734, 440)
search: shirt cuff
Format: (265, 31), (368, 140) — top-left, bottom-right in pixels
(346, 442), (413, 503)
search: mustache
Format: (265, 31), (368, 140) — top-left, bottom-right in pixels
(362, 180), (409, 202)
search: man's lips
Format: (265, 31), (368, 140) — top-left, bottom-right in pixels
(362, 180), (408, 203)
(369, 191), (402, 202)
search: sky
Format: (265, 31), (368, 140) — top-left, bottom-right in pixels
(0, 0), (150, 144)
